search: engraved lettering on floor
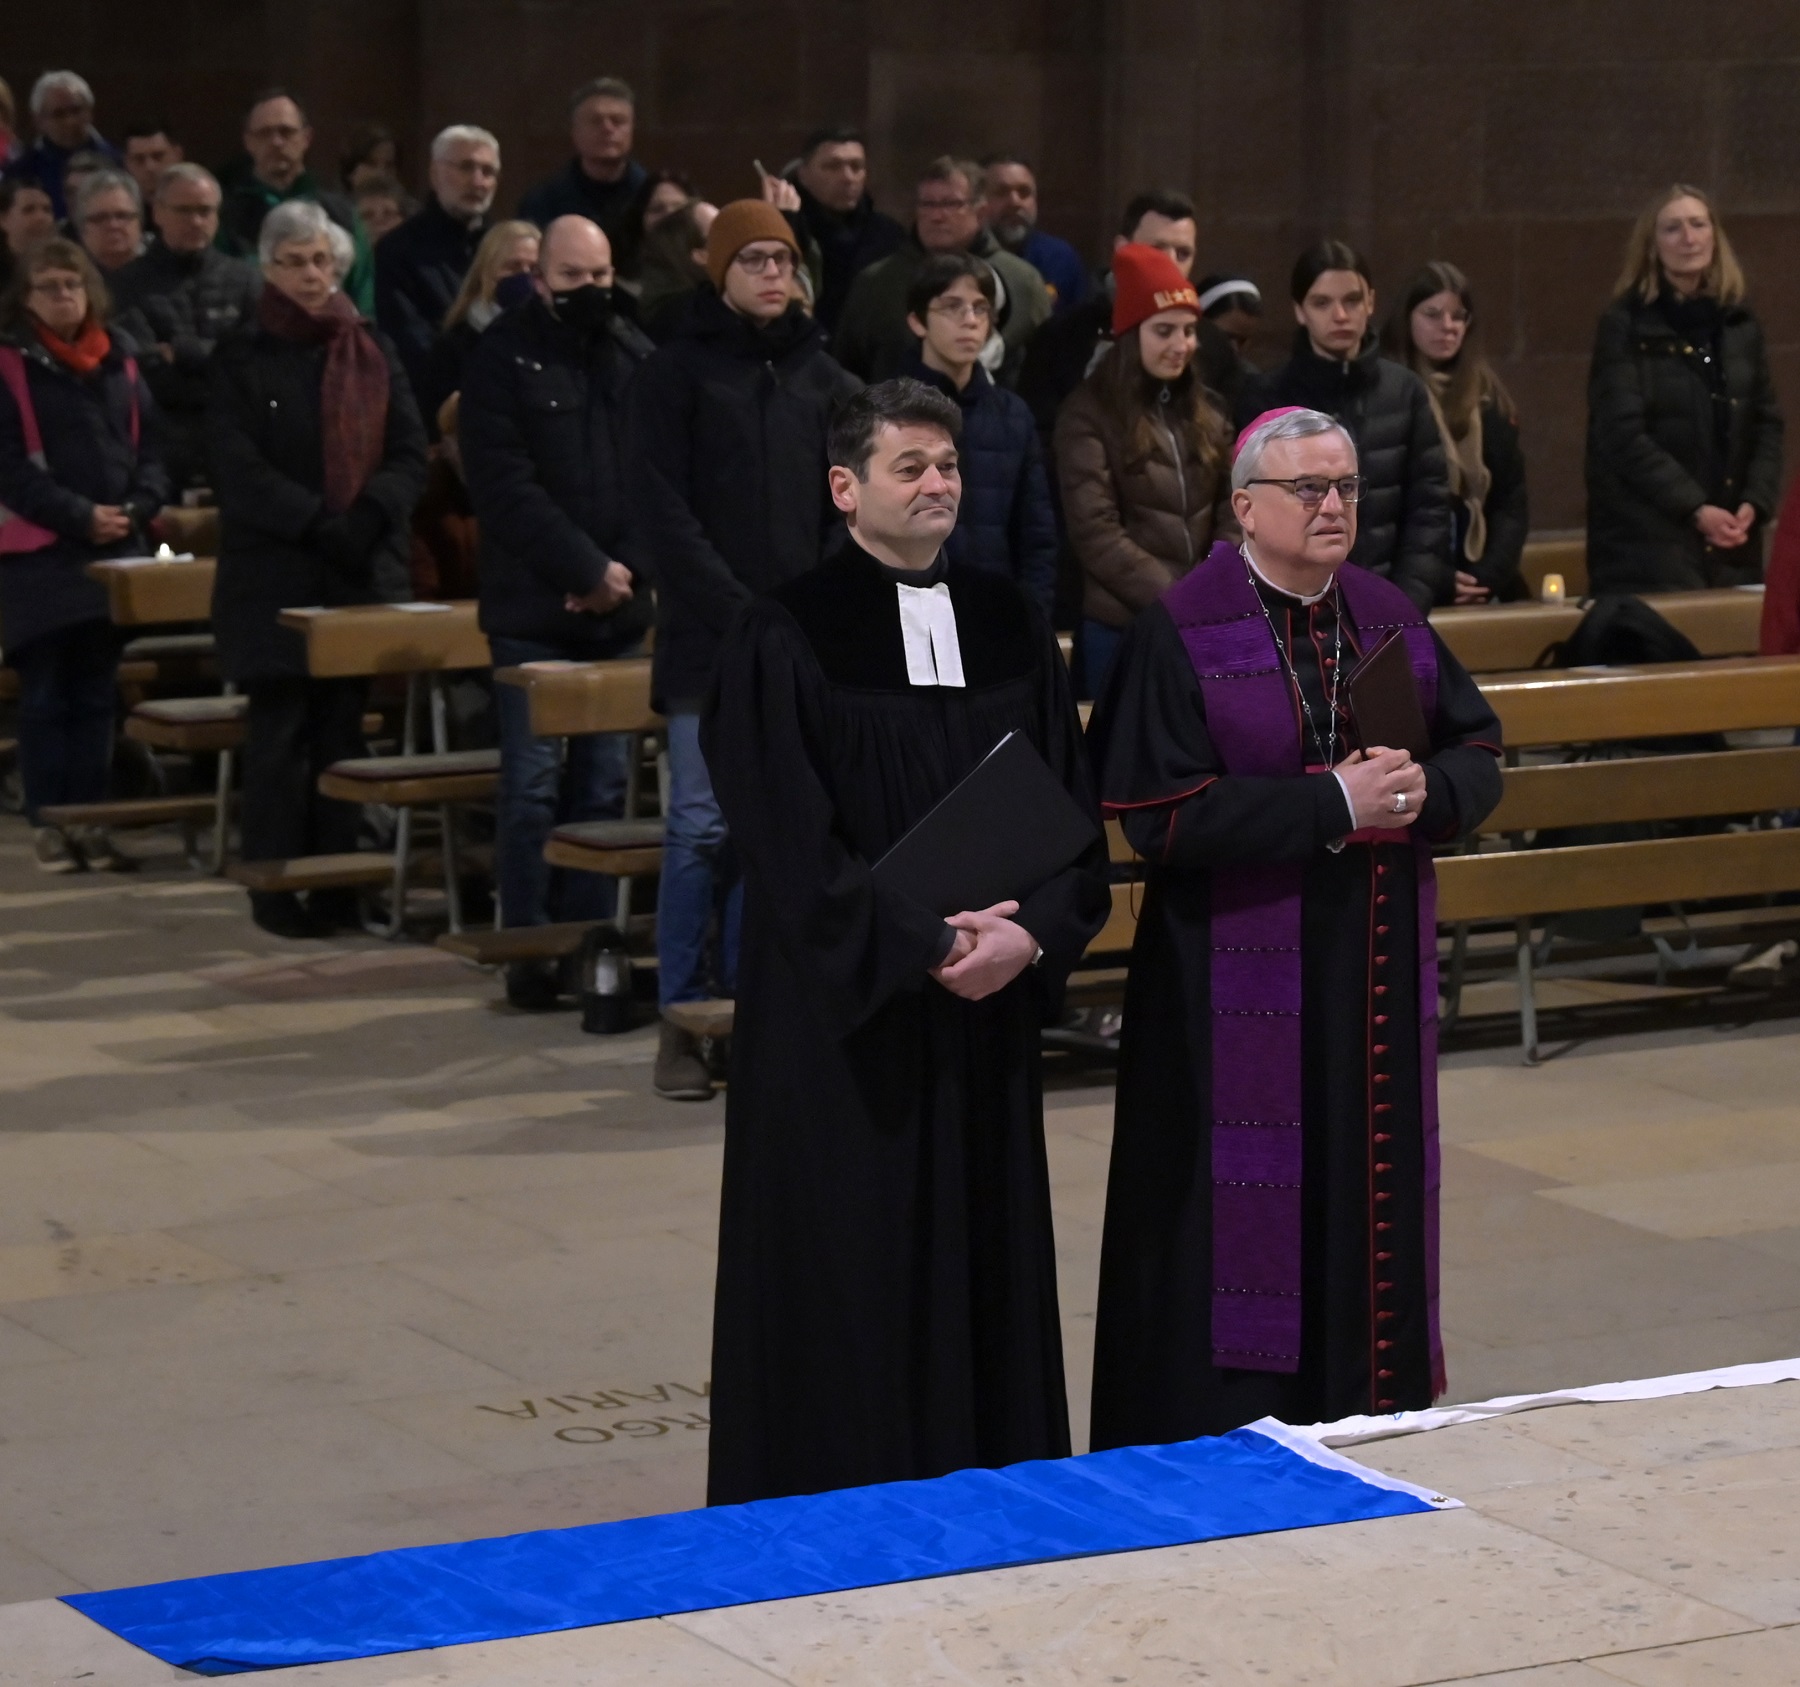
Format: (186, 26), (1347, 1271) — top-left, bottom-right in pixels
(476, 1381), (712, 1444)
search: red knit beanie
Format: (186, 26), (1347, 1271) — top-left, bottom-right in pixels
(1111, 242), (1201, 337)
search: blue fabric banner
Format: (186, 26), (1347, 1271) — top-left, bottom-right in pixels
(65, 1426), (1443, 1674)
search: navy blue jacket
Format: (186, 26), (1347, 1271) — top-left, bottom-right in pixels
(375, 198), (487, 414)
(628, 292), (861, 708)
(459, 295), (653, 655)
(516, 159), (647, 255)
(1012, 228), (1090, 318)
(908, 354), (1058, 617)
(0, 329), (169, 654)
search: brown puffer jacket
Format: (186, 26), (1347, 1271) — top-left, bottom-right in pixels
(1054, 378), (1236, 628)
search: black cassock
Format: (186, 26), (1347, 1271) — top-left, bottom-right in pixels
(701, 539), (1109, 1505)
(1086, 574), (1502, 1447)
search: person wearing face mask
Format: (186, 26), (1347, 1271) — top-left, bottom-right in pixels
(1239, 242), (1451, 610)
(458, 215), (655, 1006)
(418, 219), (539, 432)
(1586, 184), (1783, 594)
(1054, 243), (1236, 696)
(628, 198), (861, 1099)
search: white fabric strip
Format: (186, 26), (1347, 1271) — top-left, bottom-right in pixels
(1245, 1417), (1462, 1509)
(1287, 1355), (1800, 1448)
(896, 580), (966, 688)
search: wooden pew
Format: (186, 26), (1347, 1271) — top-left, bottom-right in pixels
(230, 603), (495, 935)
(1432, 587), (1762, 675)
(1440, 656), (1800, 1060)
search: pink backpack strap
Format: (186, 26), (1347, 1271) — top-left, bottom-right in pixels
(0, 347), (46, 464)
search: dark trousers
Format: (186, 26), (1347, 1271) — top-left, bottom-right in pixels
(489, 634), (629, 927)
(12, 619), (119, 823)
(241, 676), (368, 862)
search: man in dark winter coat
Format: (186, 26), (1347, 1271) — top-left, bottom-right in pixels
(516, 79), (646, 261)
(1019, 190), (1240, 447)
(7, 72), (120, 221)
(460, 215), (654, 1006)
(1239, 241), (1451, 610)
(112, 164), (259, 490)
(786, 126), (904, 334)
(629, 199), (861, 1100)
(833, 158), (1049, 389)
(217, 92), (375, 315)
(904, 253), (1056, 616)
(375, 125), (500, 410)
(1585, 287), (1784, 593)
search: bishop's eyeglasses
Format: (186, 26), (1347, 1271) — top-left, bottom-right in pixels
(1244, 475), (1365, 507)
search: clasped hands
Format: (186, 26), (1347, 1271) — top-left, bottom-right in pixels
(1335, 746), (1427, 832)
(1696, 502), (1756, 549)
(929, 900), (1039, 1001)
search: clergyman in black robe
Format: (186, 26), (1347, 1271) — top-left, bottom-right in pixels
(1087, 407), (1503, 1447)
(701, 379), (1110, 1505)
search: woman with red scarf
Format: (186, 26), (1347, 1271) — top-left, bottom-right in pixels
(209, 199), (426, 938)
(0, 237), (169, 872)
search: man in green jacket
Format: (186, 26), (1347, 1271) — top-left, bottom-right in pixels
(833, 157), (1050, 390)
(217, 91), (375, 315)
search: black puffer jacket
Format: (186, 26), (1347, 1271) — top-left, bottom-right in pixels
(460, 294), (652, 655)
(628, 293), (861, 708)
(1240, 331), (1452, 609)
(1584, 292), (1785, 592)
(111, 243), (261, 487)
(207, 319), (427, 681)
(788, 183), (905, 334)
(0, 329), (170, 653)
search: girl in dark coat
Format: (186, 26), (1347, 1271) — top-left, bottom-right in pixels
(1383, 261), (1528, 603)
(1585, 184), (1784, 594)
(208, 199), (426, 938)
(0, 237), (168, 871)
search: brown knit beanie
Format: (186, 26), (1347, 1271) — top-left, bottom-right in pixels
(705, 199), (799, 291)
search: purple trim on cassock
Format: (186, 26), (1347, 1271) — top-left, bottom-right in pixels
(1161, 541), (1444, 1389)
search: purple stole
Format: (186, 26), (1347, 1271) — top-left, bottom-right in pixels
(1162, 540), (1444, 1392)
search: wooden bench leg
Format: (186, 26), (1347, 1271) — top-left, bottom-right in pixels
(1443, 921), (1470, 1033)
(382, 804), (412, 939)
(440, 802), (464, 935)
(1515, 916), (1540, 1067)
(211, 744), (234, 874)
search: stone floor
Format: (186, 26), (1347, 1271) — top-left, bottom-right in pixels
(2, 816), (1800, 1681)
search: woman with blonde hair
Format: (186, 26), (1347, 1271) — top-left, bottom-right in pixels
(1383, 261), (1527, 603)
(420, 219), (540, 425)
(1585, 184), (1783, 593)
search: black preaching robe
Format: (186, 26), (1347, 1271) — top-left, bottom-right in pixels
(701, 537), (1110, 1505)
(1086, 572), (1502, 1447)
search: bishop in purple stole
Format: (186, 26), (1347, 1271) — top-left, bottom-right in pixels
(1086, 412), (1502, 1444)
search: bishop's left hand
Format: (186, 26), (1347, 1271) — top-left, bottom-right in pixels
(931, 901), (1037, 1000)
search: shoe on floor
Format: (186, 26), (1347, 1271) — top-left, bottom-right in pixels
(654, 1020), (715, 1101)
(305, 887), (364, 933)
(505, 959), (563, 1012)
(67, 825), (133, 872)
(249, 891), (327, 940)
(33, 826), (81, 874)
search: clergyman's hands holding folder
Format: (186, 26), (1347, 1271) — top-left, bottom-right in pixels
(930, 900), (1039, 1001)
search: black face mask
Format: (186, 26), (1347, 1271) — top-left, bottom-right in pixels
(550, 282), (614, 335)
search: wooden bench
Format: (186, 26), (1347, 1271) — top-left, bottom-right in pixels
(1432, 587), (1763, 675)
(86, 557), (216, 626)
(1440, 657), (1800, 1061)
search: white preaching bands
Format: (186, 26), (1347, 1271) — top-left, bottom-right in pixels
(896, 580), (966, 688)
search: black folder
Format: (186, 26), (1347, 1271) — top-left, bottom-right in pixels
(1348, 630), (1433, 763)
(871, 731), (1100, 918)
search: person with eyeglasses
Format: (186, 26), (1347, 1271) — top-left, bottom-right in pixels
(0, 237), (169, 873)
(1238, 241), (1452, 610)
(207, 199), (426, 939)
(1054, 243), (1237, 696)
(900, 253), (1057, 617)
(217, 91), (375, 315)
(72, 170), (144, 274)
(1085, 405), (1502, 1451)
(629, 198), (861, 1100)
(832, 156), (1050, 389)
(8, 72), (120, 223)
(112, 163), (259, 491)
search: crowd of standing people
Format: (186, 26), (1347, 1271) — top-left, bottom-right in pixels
(0, 65), (1789, 1096)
